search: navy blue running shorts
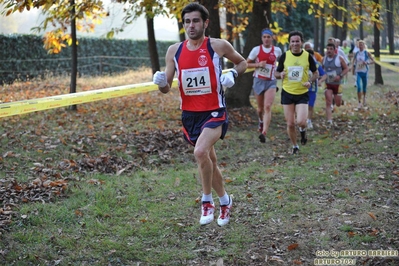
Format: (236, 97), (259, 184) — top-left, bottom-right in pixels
(181, 108), (228, 146)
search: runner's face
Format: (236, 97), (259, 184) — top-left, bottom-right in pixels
(358, 42), (365, 50)
(326, 46), (335, 57)
(183, 11), (208, 40)
(289, 35), (302, 53)
(262, 34), (273, 47)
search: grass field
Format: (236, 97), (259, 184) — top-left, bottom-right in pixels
(0, 65), (398, 265)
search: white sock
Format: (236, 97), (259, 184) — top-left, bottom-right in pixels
(202, 193), (213, 203)
(219, 193), (230, 206)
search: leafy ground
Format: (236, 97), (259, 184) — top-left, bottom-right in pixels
(0, 67), (399, 265)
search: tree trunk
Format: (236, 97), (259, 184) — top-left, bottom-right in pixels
(199, 0), (220, 38)
(386, 0), (395, 55)
(359, 0), (364, 39)
(146, 14), (160, 74)
(320, 6), (326, 56)
(177, 18), (185, 42)
(226, 12), (234, 69)
(69, 0), (77, 111)
(225, 0), (271, 108)
(373, 0), (383, 85)
(333, 0), (341, 38)
(341, 0), (348, 40)
(233, 14), (241, 53)
(313, 4), (320, 52)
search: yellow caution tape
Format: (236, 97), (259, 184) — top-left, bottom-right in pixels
(374, 57), (399, 73)
(0, 80), (177, 118)
(0, 68), (256, 118)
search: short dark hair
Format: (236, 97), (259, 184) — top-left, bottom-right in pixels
(288, 31), (304, 42)
(181, 2), (209, 22)
(327, 43), (336, 49)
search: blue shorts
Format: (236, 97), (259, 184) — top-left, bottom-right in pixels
(308, 90), (317, 107)
(281, 89), (309, 105)
(181, 108), (228, 146)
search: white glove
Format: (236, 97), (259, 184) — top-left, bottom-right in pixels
(220, 70), (237, 88)
(153, 71), (168, 87)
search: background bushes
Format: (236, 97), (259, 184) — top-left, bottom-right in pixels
(0, 34), (174, 84)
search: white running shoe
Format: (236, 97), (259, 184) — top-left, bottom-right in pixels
(307, 119), (313, 129)
(200, 202), (215, 225)
(217, 197), (233, 226)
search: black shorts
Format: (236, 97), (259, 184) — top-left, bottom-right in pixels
(281, 89), (309, 105)
(181, 108), (228, 146)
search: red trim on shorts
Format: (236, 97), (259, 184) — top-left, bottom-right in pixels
(182, 126), (195, 146)
(201, 112), (227, 130)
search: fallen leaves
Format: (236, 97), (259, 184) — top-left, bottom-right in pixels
(75, 210), (84, 217)
(1, 177), (68, 229)
(348, 231), (356, 237)
(265, 255), (284, 263)
(368, 212), (377, 220)
(287, 243), (299, 251)
(87, 179), (105, 185)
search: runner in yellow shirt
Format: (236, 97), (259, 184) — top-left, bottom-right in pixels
(275, 31), (318, 154)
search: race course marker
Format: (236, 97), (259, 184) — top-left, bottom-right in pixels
(0, 68), (246, 118)
(0, 79), (179, 118)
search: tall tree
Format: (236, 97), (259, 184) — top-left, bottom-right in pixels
(69, 0), (78, 111)
(359, 0), (364, 39)
(320, 5), (326, 55)
(1, 0), (106, 111)
(342, 0), (348, 40)
(332, 0), (343, 38)
(178, 19), (185, 42)
(198, 0), (220, 38)
(226, 12), (235, 69)
(313, 4), (320, 52)
(386, 0), (395, 55)
(273, 1), (313, 41)
(115, 0), (170, 74)
(145, 4), (160, 74)
(373, 0), (383, 84)
(225, 0), (272, 108)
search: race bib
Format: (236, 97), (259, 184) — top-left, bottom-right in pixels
(287, 66), (304, 82)
(181, 67), (211, 96)
(259, 64), (273, 79)
(356, 61), (367, 71)
(327, 70), (337, 83)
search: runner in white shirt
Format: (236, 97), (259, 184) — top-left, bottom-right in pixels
(246, 28), (282, 143)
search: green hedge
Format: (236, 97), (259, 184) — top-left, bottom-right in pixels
(0, 34), (175, 84)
